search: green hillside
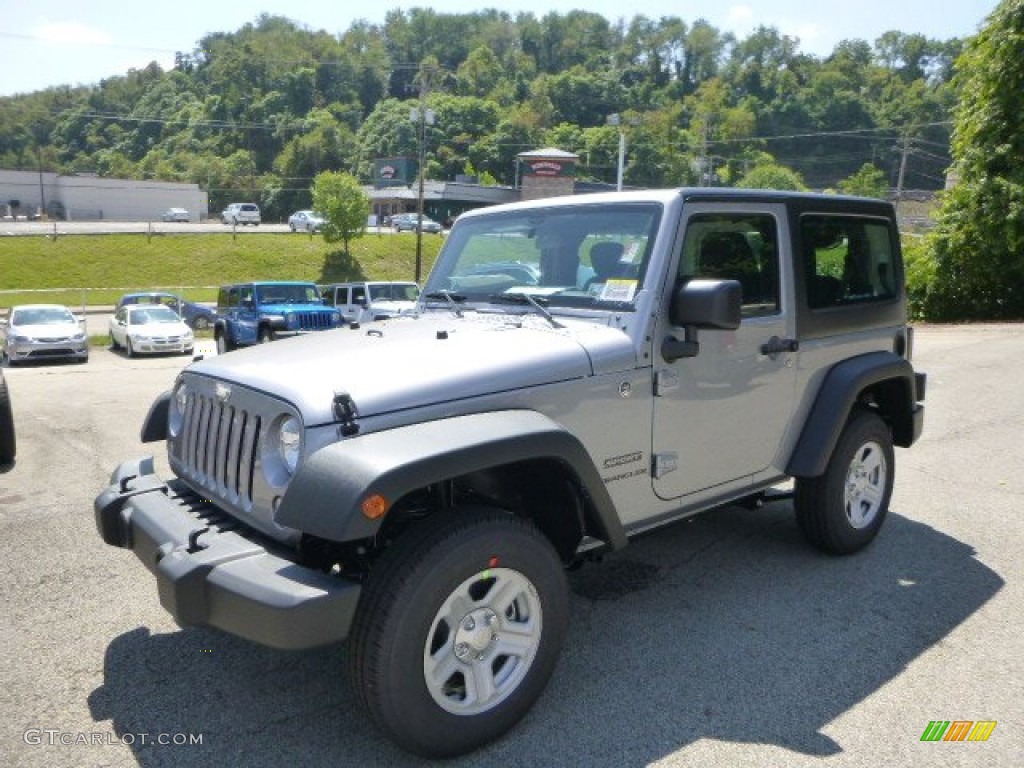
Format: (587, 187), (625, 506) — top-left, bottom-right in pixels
(0, 11), (963, 217)
(0, 232), (442, 307)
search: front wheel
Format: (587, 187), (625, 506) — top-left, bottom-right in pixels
(348, 509), (569, 758)
(794, 408), (894, 554)
(215, 331), (234, 355)
(125, 338), (135, 358)
(0, 370), (15, 464)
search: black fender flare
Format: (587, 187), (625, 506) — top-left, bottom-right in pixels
(140, 389), (171, 443)
(213, 319), (230, 340)
(786, 351), (924, 478)
(275, 410), (627, 550)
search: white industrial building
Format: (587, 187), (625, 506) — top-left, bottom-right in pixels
(0, 169), (208, 222)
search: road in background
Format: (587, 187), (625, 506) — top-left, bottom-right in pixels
(0, 325), (1020, 767)
(0, 221), (396, 236)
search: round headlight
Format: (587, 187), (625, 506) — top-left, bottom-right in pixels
(169, 382), (188, 436)
(277, 416), (301, 474)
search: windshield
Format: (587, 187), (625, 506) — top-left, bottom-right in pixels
(12, 307), (75, 325)
(424, 202), (661, 308)
(128, 306), (180, 325)
(254, 284), (321, 304)
(369, 283), (420, 302)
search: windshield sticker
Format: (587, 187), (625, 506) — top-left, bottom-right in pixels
(600, 279), (637, 302)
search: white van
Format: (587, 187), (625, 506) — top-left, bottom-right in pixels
(321, 281), (420, 324)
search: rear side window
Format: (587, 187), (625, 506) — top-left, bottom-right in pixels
(802, 215), (897, 309)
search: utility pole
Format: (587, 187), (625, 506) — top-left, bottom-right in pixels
(36, 144), (46, 219)
(411, 63), (438, 284)
(895, 133), (911, 222)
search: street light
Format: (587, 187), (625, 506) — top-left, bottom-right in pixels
(607, 114), (639, 192)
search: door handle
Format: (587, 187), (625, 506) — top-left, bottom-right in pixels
(760, 336), (798, 356)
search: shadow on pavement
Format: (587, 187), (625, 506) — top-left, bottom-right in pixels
(88, 501), (1002, 766)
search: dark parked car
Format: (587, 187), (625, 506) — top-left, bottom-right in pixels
(116, 292), (217, 330)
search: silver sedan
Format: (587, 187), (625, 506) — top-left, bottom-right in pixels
(288, 210), (325, 233)
(1, 304), (89, 365)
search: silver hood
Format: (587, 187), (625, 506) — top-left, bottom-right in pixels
(191, 312), (636, 424)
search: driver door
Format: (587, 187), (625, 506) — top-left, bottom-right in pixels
(652, 204), (797, 500)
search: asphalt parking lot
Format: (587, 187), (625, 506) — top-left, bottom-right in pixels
(0, 325), (1021, 767)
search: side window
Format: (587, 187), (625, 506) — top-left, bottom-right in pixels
(802, 216), (897, 309)
(352, 286), (366, 305)
(679, 213), (780, 318)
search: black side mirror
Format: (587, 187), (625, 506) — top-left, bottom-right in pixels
(663, 278), (741, 362)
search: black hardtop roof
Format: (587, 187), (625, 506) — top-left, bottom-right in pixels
(679, 187), (896, 214)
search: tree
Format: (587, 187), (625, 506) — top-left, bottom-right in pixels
(926, 0), (1024, 320)
(312, 171), (370, 253)
(838, 163), (889, 198)
(736, 161), (808, 190)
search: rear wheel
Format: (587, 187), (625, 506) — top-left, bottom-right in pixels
(193, 316), (210, 331)
(258, 326), (274, 344)
(349, 509), (569, 758)
(795, 408), (894, 554)
(0, 370), (15, 464)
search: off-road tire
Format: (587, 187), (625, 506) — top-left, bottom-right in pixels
(348, 508), (568, 758)
(795, 408), (894, 555)
(258, 326), (274, 344)
(0, 370), (15, 464)
(215, 330), (235, 355)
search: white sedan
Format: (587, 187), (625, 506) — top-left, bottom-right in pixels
(109, 305), (193, 357)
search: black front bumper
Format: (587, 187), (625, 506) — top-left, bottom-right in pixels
(94, 457), (361, 650)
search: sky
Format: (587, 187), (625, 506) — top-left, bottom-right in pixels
(0, 0), (1001, 97)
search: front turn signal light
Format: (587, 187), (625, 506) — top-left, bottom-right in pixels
(361, 494), (389, 520)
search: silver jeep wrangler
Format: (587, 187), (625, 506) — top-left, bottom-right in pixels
(95, 188), (925, 758)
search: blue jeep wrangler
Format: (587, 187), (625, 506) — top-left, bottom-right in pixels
(213, 281), (341, 353)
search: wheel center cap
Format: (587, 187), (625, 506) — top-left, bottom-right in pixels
(454, 608), (498, 655)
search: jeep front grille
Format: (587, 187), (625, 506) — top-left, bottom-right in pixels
(176, 391), (262, 508)
(297, 311), (336, 331)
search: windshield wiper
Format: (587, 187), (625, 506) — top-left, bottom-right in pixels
(423, 290), (466, 317)
(488, 292), (564, 329)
